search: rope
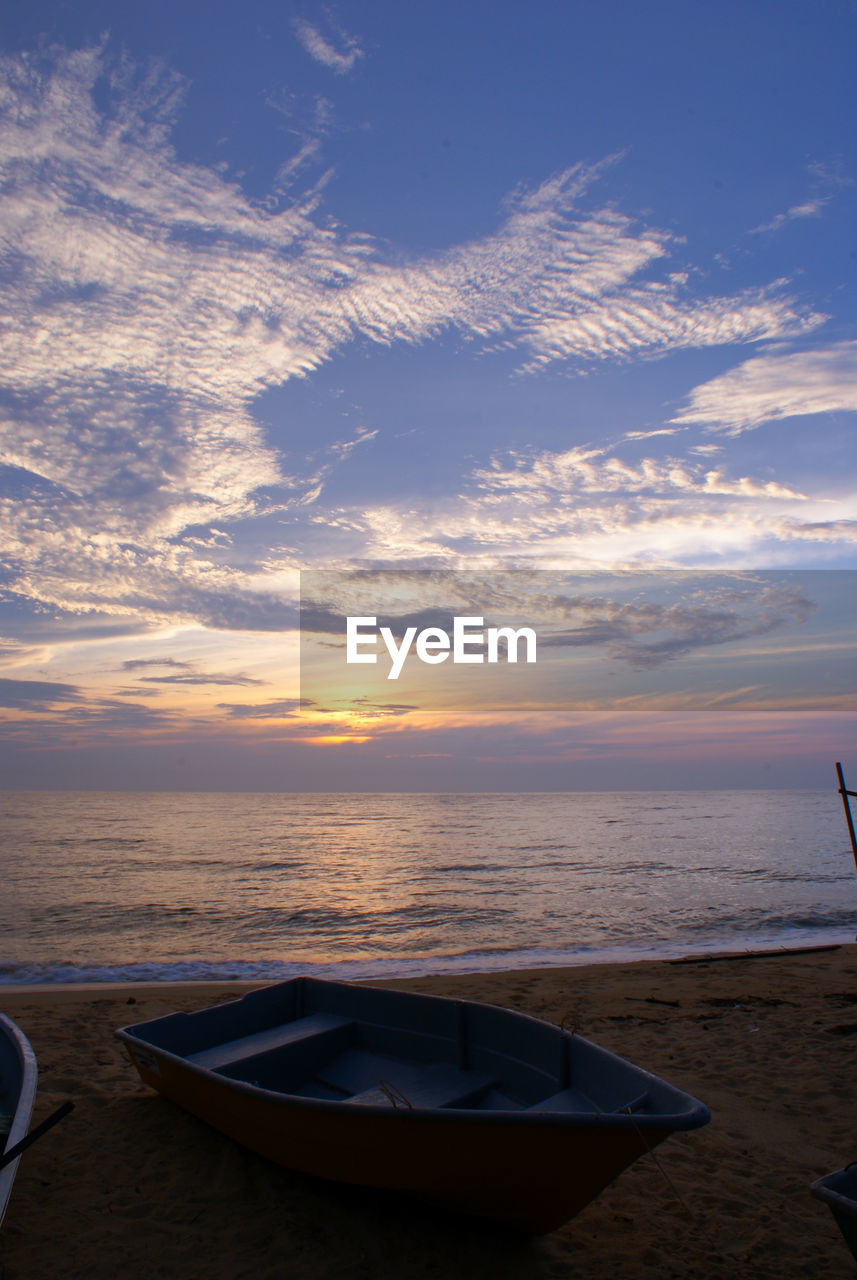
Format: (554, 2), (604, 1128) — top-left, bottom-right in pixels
(378, 1079), (413, 1109)
(622, 1106), (695, 1221)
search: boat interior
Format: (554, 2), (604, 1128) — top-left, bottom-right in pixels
(122, 978), (692, 1120)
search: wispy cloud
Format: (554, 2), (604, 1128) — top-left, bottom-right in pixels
(0, 639), (48, 669)
(537, 583), (815, 669)
(138, 672), (264, 686)
(320, 441), (855, 568)
(338, 161), (820, 373)
(780, 518), (857, 544)
(293, 17), (364, 74)
(748, 159), (853, 235)
(0, 47), (828, 631)
(672, 341), (857, 433)
(121, 658), (193, 672)
(749, 198), (830, 234)
(216, 697), (305, 718)
(471, 446), (806, 500)
(303, 568), (818, 672)
(623, 427), (683, 442)
(120, 656), (263, 685)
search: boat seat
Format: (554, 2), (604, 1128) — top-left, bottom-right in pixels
(317, 1051), (497, 1110)
(527, 1087), (602, 1115)
(527, 1087), (650, 1115)
(186, 1013), (354, 1071)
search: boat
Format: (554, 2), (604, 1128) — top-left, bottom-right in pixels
(812, 1165), (857, 1262)
(117, 976), (710, 1233)
(0, 1013), (37, 1229)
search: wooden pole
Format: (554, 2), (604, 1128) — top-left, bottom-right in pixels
(835, 762), (857, 870)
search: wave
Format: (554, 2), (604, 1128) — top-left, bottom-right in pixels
(1, 925), (852, 987)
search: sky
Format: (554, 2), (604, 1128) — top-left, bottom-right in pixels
(0, 0), (855, 790)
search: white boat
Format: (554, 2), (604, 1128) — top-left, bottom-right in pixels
(0, 1012), (37, 1228)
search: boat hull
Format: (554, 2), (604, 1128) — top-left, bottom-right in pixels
(118, 977), (709, 1234)
(0, 1013), (38, 1229)
(812, 1166), (857, 1263)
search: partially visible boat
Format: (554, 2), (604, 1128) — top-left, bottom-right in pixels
(117, 976), (709, 1232)
(0, 1013), (37, 1228)
(812, 1165), (857, 1262)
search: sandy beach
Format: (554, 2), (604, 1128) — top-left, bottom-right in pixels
(2, 945), (856, 1278)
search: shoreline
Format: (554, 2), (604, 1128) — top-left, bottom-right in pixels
(0, 938), (847, 1000)
(3, 946), (857, 1277)
(1, 928), (852, 994)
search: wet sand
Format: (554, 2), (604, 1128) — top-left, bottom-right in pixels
(2, 945), (856, 1278)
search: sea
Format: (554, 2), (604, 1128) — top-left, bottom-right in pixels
(1, 790), (855, 986)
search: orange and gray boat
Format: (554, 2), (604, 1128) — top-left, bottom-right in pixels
(117, 976), (709, 1233)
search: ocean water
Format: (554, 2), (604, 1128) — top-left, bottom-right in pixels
(1, 790), (855, 985)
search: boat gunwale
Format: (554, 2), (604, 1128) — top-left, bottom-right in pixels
(116, 979), (710, 1133)
(812, 1167), (857, 1216)
(0, 1011), (38, 1227)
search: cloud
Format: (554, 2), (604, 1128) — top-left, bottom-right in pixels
(336, 160), (820, 373)
(0, 639), (47, 669)
(0, 46), (827, 630)
(470, 445), (806, 500)
(748, 157), (854, 235)
(0, 676), (81, 709)
(749, 198), (830, 234)
(537, 582), (815, 669)
(0, 688), (184, 739)
(302, 569), (819, 671)
(672, 341), (857, 433)
(292, 18), (364, 74)
(0, 487), (297, 629)
(122, 657), (192, 671)
(623, 427), (683, 442)
(138, 671), (264, 686)
(780, 519), (857, 543)
(120, 656), (263, 685)
(216, 697), (304, 718)
(321, 439), (853, 569)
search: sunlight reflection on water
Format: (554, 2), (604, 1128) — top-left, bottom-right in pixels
(1, 789), (854, 982)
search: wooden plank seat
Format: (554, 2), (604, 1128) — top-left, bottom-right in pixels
(315, 1050), (497, 1110)
(527, 1087), (600, 1115)
(527, 1088), (649, 1115)
(186, 1012), (354, 1072)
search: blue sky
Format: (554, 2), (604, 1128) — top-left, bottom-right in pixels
(0, 1), (855, 789)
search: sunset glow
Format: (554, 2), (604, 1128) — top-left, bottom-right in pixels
(1, 5), (854, 788)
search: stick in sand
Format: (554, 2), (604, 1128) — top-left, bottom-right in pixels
(0, 1101), (75, 1172)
